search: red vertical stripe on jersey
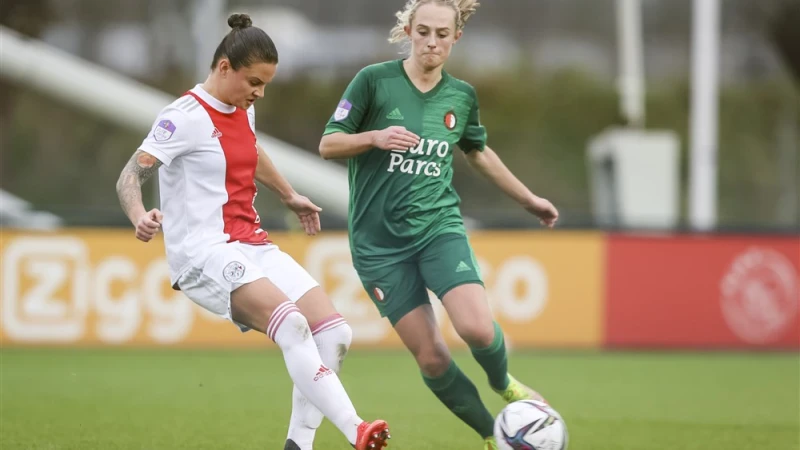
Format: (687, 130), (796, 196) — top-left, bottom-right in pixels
(187, 93), (270, 244)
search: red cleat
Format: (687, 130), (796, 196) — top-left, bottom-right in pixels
(354, 420), (391, 450)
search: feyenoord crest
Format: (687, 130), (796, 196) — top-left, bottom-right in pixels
(373, 287), (385, 302)
(444, 110), (457, 130)
(223, 261), (246, 282)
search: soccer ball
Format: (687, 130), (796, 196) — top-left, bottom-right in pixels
(494, 400), (568, 450)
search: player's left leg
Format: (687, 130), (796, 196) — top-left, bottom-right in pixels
(357, 258), (496, 442)
(285, 288), (353, 450)
(420, 233), (546, 404)
(442, 283), (545, 403)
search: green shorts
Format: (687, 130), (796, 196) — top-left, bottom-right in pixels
(355, 233), (484, 325)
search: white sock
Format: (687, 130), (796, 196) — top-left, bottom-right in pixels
(286, 314), (352, 449)
(267, 303), (361, 445)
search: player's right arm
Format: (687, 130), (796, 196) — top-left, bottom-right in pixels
(116, 150), (163, 242)
(319, 128), (419, 159)
(116, 106), (194, 242)
(319, 68), (419, 159)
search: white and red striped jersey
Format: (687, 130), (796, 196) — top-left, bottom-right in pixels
(138, 84), (270, 285)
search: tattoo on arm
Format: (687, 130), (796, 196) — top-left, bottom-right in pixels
(116, 150), (162, 219)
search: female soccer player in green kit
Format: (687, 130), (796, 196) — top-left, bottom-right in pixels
(319, 1), (559, 448)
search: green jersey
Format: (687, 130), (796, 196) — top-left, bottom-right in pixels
(323, 60), (487, 269)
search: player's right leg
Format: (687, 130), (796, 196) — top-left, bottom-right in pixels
(392, 304), (496, 441)
(177, 245), (389, 450)
(358, 262), (495, 442)
(285, 287), (354, 450)
(253, 244), (358, 450)
(230, 281), (389, 450)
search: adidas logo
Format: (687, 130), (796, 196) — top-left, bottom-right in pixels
(456, 261), (472, 273)
(313, 364), (333, 381)
(211, 127), (223, 138)
(386, 108), (404, 120)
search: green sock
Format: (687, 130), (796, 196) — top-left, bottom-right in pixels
(470, 322), (510, 391)
(422, 360), (495, 438)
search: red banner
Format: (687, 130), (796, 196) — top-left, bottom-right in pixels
(606, 234), (800, 349)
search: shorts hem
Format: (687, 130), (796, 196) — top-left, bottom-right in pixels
(435, 279), (484, 301)
(385, 301), (430, 326)
(288, 283), (321, 303)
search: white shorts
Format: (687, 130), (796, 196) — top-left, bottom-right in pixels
(176, 242), (319, 332)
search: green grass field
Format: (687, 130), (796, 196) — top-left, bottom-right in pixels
(1, 349), (798, 450)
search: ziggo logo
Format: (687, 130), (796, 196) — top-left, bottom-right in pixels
(1, 237), (202, 344)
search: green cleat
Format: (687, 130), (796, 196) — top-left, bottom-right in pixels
(494, 373), (547, 404)
(484, 437), (499, 450)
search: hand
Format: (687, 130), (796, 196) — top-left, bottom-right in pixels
(135, 208), (163, 242)
(282, 193), (322, 236)
(525, 197), (559, 229)
(371, 126), (420, 151)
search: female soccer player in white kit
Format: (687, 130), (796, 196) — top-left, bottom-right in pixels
(115, 13), (391, 450)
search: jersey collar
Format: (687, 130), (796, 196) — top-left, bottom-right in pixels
(397, 59), (450, 100)
(190, 84), (237, 114)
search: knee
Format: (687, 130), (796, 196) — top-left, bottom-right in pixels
(309, 314), (353, 372)
(457, 320), (496, 349)
(268, 305), (311, 346)
(413, 341), (452, 377)
(336, 322), (353, 350)
(311, 314), (353, 351)
(335, 323), (353, 365)
(323, 322), (353, 365)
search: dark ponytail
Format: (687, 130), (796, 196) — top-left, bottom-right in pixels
(210, 13), (278, 70)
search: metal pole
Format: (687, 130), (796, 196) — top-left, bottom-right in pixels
(688, 0), (721, 231)
(616, 0), (646, 127)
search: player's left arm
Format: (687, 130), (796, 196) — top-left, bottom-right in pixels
(463, 146), (559, 228)
(255, 142), (322, 235)
(254, 142), (295, 199)
(459, 88), (558, 228)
